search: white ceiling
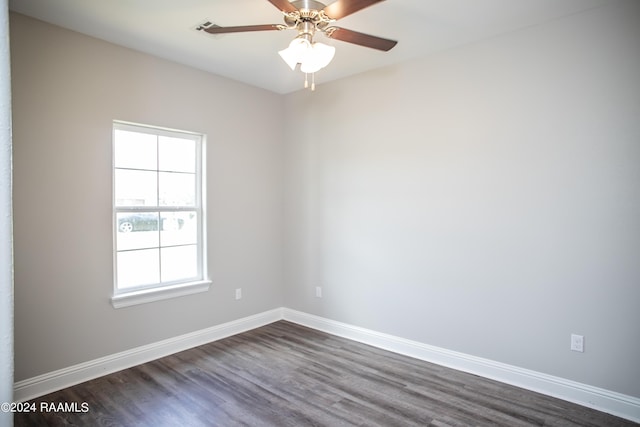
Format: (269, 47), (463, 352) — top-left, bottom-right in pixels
(9, 0), (609, 94)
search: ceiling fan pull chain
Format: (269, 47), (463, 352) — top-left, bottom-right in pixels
(304, 73), (309, 89)
(311, 73), (316, 91)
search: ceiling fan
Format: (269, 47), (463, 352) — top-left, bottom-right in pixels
(197, 0), (398, 90)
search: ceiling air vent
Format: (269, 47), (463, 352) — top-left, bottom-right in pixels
(194, 20), (226, 39)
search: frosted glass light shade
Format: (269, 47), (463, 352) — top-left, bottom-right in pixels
(278, 38), (311, 70)
(300, 42), (335, 73)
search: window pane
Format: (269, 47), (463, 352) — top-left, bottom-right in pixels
(116, 212), (160, 251)
(115, 169), (158, 207)
(161, 245), (198, 283)
(159, 172), (195, 206)
(160, 212), (197, 247)
(114, 130), (157, 170)
(117, 248), (160, 289)
(159, 136), (195, 173)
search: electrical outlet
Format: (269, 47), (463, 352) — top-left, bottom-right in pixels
(571, 334), (584, 352)
(315, 286), (322, 298)
(235, 288), (242, 300)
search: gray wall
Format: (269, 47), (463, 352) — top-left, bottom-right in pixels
(283, 1), (640, 398)
(11, 13), (284, 381)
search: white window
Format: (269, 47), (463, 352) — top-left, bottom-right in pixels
(111, 121), (209, 308)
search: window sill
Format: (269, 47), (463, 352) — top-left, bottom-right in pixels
(111, 280), (211, 309)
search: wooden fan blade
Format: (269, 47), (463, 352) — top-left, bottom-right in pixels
(325, 27), (397, 51)
(267, 0), (298, 13)
(203, 24), (281, 34)
(323, 0), (385, 20)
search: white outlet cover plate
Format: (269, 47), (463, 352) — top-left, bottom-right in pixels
(571, 334), (584, 352)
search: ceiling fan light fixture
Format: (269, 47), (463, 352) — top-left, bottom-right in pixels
(279, 36), (335, 74)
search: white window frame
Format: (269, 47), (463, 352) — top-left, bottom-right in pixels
(111, 121), (210, 308)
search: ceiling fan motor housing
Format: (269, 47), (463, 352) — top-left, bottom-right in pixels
(285, 0), (332, 32)
(292, 0), (327, 11)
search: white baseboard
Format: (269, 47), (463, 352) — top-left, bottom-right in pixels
(281, 308), (640, 423)
(13, 308), (283, 402)
(14, 307), (640, 423)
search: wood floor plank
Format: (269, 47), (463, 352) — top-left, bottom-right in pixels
(14, 321), (639, 426)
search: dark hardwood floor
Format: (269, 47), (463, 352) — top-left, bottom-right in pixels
(15, 321), (639, 426)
